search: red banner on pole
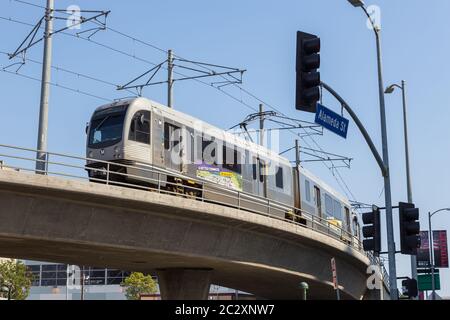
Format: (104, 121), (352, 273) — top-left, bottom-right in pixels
(417, 230), (448, 268)
(331, 258), (338, 289)
(434, 230), (448, 268)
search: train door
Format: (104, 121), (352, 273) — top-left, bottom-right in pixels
(314, 186), (322, 218)
(180, 125), (188, 174)
(152, 108), (164, 168)
(164, 121), (182, 172)
(353, 216), (361, 239)
(345, 206), (351, 233)
(258, 158), (268, 198)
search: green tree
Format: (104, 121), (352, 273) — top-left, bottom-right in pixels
(0, 260), (33, 300)
(121, 272), (157, 300)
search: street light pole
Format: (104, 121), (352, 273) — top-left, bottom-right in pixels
(347, 0), (398, 299)
(400, 81), (412, 204)
(385, 81), (417, 287)
(429, 211), (435, 300)
(373, 28), (398, 301)
(428, 208), (450, 300)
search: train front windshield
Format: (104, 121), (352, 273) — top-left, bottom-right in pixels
(88, 109), (126, 148)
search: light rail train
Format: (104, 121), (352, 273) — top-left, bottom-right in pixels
(85, 97), (361, 242)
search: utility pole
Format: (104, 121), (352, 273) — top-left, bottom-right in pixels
(167, 49), (174, 108)
(36, 0), (54, 174)
(259, 104), (264, 146)
(295, 139), (300, 168)
(80, 265), (85, 300)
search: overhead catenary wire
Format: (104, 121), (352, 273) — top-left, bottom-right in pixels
(0, 67), (110, 102)
(0, 50), (135, 95)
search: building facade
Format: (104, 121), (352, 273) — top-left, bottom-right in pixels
(23, 261), (252, 300)
(24, 260), (130, 300)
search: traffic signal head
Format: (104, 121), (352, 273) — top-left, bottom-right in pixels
(399, 202), (421, 255)
(296, 31), (321, 113)
(362, 205), (381, 254)
(402, 278), (418, 299)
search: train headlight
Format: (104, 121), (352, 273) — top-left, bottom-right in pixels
(114, 146), (119, 153)
(88, 151), (93, 158)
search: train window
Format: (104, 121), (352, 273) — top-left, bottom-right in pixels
(325, 194), (334, 217)
(305, 180), (311, 202)
(222, 146), (242, 174)
(164, 122), (180, 150)
(275, 166), (283, 189)
(252, 157), (257, 180)
(129, 110), (150, 144)
(88, 111), (126, 147)
(333, 200), (342, 220)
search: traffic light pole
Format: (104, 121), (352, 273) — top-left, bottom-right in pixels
(320, 81), (397, 299)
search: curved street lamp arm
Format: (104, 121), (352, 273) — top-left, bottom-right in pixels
(361, 5), (379, 36)
(430, 208), (450, 218)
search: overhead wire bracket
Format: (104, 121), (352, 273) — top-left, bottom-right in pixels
(8, 9), (110, 60)
(117, 56), (246, 96)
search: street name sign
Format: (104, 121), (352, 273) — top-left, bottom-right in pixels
(315, 103), (349, 139)
(418, 274), (441, 291)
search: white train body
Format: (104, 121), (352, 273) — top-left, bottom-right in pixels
(85, 97), (361, 240)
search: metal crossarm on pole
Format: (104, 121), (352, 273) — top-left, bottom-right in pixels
(8, 16), (44, 59)
(9, 10), (110, 60)
(6, 2), (110, 175)
(117, 51), (246, 107)
(229, 111), (324, 139)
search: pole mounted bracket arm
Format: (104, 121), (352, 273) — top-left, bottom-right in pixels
(8, 9), (110, 60)
(320, 82), (388, 177)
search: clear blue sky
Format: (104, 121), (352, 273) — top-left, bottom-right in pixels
(1, 0), (450, 298)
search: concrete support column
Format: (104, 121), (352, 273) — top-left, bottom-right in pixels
(156, 268), (212, 300)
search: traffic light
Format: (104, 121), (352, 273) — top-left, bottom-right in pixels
(402, 278), (418, 299)
(295, 31), (321, 113)
(362, 205), (381, 254)
(399, 202), (421, 255)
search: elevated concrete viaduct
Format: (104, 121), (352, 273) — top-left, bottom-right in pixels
(0, 170), (386, 299)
